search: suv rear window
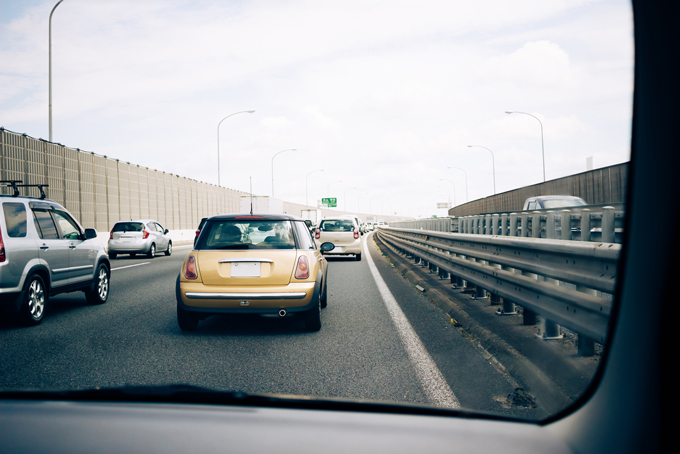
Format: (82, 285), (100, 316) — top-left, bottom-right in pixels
(320, 220), (355, 232)
(196, 220), (296, 250)
(112, 222), (144, 232)
(2, 203), (27, 238)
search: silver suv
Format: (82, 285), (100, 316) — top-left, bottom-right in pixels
(108, 219), (171, 259)
(0, 189), (111, 326)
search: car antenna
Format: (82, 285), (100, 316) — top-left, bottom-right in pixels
(250, 177), (253, 215)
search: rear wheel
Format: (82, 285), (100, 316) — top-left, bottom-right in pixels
(320, 280), (328, 308)
(177, 305), (199, 331)
(85, 263), (110, 304)
(165, 242), (172, 256)
(355, 253), (362, 261)
(147, 243), (156, 259)
(18, 274), (47, 326)
(305, 290), (322, 331)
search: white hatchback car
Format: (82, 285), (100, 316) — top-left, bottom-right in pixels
(315, 218), (361, 261)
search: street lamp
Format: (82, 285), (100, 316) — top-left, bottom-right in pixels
(48, 0), (64, 142)
(327, 180), (342, 197)
(271, 148), (296, 197)
(447, 166), (468, 203)
(344, 187), (357, 211)
(467, 145), (496, 195)
(305, 169), (324, 207)
(217, 110), (256, 186)
(506, 111), (545, 182)
(439, 179), (456, 206)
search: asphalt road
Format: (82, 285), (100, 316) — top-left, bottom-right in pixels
(0, 233), (534, 418)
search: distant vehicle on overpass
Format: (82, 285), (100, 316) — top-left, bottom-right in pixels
(523, 196), (587, 211)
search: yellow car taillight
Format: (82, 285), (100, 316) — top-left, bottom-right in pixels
(185, 256), (198, 279)
(295, 255), (309, 279)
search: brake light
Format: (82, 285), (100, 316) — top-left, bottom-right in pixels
(0, 227), (5, 262)
(195, 230), (200, 237)
(315, 229), (320, 240)
(185, 256), (198, 279)
(295, 255), (309, 279)
(142, 229), (149, 239)
(354, 228), (359, 239)
(110, 229), (114, 240)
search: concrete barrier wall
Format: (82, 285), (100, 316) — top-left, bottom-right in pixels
(0, 128), (407, 231)
(448, 162), (628, 217)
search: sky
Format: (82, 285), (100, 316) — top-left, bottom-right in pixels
(0, 0), (634, 218)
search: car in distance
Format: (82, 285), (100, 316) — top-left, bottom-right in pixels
(108, 219), (172, 259)
(177, 214), (330, 332)
(0, 191), (110, 326)
(194, 217), (208, 247)
(315, 217), (361, 261)
(523, 195), (587, 210)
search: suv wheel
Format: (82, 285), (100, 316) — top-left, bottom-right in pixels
(147, 243), (156, 259)
(19, 274), (47, 326)
(85, 263), (110, 304)
(355, 253), (362, 261)
(165, 242), (172, 256)
(177, 305), (199, 331)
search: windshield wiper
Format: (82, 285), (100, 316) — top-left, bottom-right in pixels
(0, 385), (515, 422)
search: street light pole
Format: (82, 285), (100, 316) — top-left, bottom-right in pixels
(217, 110), (256, 186)
(344, 187), (357, 211)
(506, 111), (545, 182)
(305, 169), (324, 207)
(271, 148), (296, 197)
(467, 145), (496, 195)
(447, 166), (468, 202)
(439, 178), (456, 206)
(327, 181), (342, 197)
(438, 186), (451, 205)
(48, 0), (64, 142)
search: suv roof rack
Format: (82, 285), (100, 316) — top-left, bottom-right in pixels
(0, 180), (22, 197)
(17, 184), (49, 200)
(0, 181), (50, 199)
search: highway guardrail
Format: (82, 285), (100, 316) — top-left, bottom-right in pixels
(375, 226), (620, 356)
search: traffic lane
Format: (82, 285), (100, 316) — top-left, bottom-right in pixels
(0, 249), (190, 389)
(0, 239), (432, 406)
(365, 232), (530, 419)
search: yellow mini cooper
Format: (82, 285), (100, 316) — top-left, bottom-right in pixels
(176, 214), (332, 332)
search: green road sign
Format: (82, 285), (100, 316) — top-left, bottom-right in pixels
(322, 197), (337, 207)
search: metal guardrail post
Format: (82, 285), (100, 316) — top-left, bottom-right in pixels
(537, 211), (564, 340)
(500, 213), (507, 236)
(576, 209), (597, 355)
(485, 214), (492, 235)
(509, 213), (518, 236)
(497, 266), (518, 316)
(580, 209), (591, 242)
(491, 214), (499, 235)
(521, 212), (529, 237)
(602, 206), (615, 243)
(561, 210), (572, 241)
(532, 211), (542, 238)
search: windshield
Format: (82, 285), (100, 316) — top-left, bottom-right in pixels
(197, 220), (296, 249)
(543, 198), (587, 209)
(320, 220), (355, 232)
(112, 222), (144, 232)
(0, 0), (632, 424)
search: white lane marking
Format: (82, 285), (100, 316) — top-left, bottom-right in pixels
(111, 262), (150, 271)
(363, 233), (461, 409)
(173, 245), (194, 250)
